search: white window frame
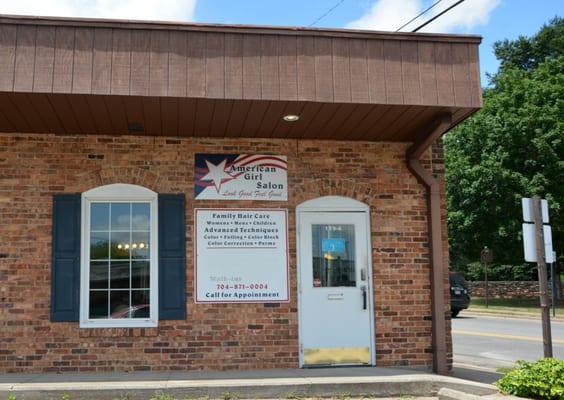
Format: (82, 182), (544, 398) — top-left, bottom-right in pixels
(80, 183), (159, 328)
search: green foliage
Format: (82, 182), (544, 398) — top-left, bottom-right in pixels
(6, 393), (17, 400)
(445, 16), (564, 273)
(456, 262), (536, 281)
(149, 393), (176, 400)
(494, 17), (563, 75)
(496, 358), (564, 399)
(220, 391), (239, 400)
(283, 392), (303, 400)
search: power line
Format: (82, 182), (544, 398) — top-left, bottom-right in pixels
(395, 0), (443, 32)
(411, 0), (465, 32)
(309, 0), (346, 27)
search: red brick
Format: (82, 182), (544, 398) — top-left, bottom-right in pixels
(0, 133), (451, 372)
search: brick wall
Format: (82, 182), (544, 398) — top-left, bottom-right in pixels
(0, 133), (451, 373)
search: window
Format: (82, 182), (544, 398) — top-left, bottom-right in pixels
(80, 184), (158, 328)
(312, 224), (356, 287)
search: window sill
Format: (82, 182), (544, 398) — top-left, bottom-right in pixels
(79, 319), (158, 329)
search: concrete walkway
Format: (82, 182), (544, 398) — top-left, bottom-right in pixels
(0, 366), (498, 400)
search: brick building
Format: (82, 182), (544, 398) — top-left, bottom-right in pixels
(0, 15), (481, 374)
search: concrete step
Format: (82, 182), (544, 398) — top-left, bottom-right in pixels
(0, 367), (498, 400)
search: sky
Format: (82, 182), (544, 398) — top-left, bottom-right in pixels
(0, 0), (562, 86)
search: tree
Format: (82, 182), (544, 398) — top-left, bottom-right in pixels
(444, 17), (564, 276)
(493, 17), (563, 73)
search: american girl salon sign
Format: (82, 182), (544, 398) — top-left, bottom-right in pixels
(194, 154), (288, 201)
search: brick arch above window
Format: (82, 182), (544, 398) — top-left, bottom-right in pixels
(293, 178), (378, 207)
(72, 167), (165, 194)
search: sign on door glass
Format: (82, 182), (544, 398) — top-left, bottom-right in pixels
(312, 224), (356, 287)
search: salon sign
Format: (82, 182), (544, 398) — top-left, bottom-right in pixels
(194, 154), (287, 201)
(195, 208), (290, 303)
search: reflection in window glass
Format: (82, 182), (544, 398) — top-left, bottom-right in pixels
(131, 232), (150, 259)
(89, 202), (151, 319)
(110, 261), (130, 289)
(312, 224), (356, 287)
(90, 203), (109, 231)
(90, 261), (108, 289)
(90, 232), (109, 259)
(89, 291), (108, 319)
(132, 203), (150, 230)
(131, 261), (150, 288)
(132, 290), (150, 318)
(110, 291), (130, 316)
(111, 203), (130, 231)
(110, 232), (130, 259)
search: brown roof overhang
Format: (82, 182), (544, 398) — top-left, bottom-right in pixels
(0, 15), (482, 141)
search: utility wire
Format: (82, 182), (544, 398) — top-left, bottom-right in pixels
(395, 0), (443, 32)
(411, 0), (465, 32)
(309, 0), (346, 27)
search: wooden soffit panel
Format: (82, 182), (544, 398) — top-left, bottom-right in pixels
(0, 93), (477, 142)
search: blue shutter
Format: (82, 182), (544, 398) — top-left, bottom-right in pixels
(158, 194), (187, 320)
(51, 194), (81, 322)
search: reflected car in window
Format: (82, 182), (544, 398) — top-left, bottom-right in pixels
(110, 304), (150, 319)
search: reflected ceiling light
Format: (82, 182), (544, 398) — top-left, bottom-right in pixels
(283, 114), (300, 122)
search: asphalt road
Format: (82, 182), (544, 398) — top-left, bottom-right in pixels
(452, 313), (564, 371)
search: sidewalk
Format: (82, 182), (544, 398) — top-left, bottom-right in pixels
(0, 366), (498, 400)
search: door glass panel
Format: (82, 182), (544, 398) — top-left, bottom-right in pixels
(312, 224), (356, 287)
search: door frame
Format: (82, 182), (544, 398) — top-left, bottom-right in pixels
(296, 196), (376, 367)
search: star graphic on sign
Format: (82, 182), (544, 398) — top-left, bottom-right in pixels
(200, 159), (234, 192)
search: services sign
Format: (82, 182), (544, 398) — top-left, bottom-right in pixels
(194, 154), (287, 201)
(195, 208), (289, 303)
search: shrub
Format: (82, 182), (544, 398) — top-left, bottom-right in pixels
(495, 358), (564, 399)
(454, 262), (537, 281)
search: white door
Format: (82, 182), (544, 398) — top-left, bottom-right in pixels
(298, 211), (374, 366)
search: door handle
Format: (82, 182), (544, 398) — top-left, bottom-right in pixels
(361, 285), (367, 310)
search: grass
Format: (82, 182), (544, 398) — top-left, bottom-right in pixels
(468, 297), (564, 317)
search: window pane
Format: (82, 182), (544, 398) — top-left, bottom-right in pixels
(110, 261), (130, 289)
(110, 231), (130, 259)
(131, 232), (150, 259)
(91, 203), (109, 231)
(132, 203), (150, 231)
(131, 290), (150, 318)
(312, 224), (356, 287)
(90, 232), (109, 259)
(90, 261), (109, 289)
(87, 199), (153, 322)
(89, 291), (108, 319)
(111, 203), (130, 231)
(131, 261), (150, 288)
(110, 291), (130, 317)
